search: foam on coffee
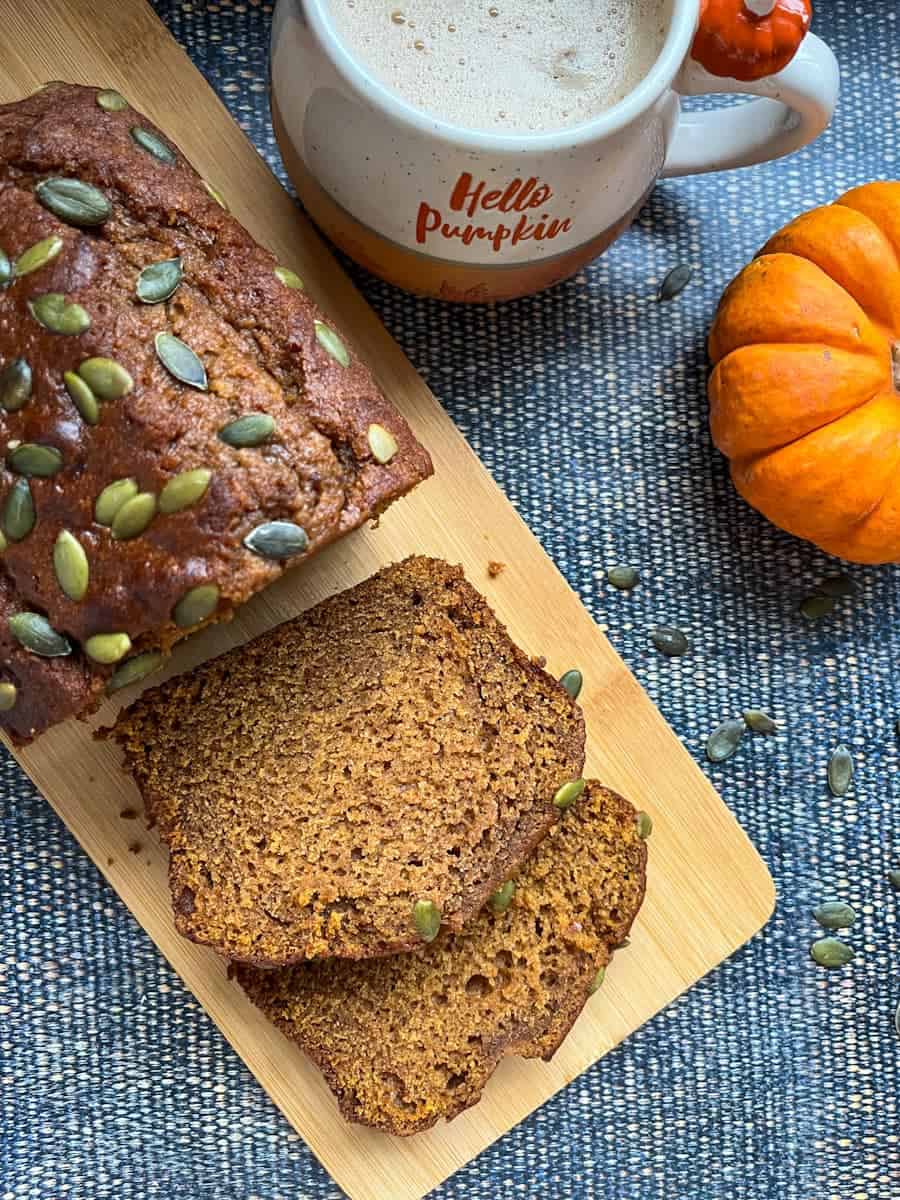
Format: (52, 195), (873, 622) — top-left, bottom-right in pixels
(325, 1), (670, 134)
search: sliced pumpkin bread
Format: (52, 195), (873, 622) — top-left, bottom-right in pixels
(111, 556), (586, 964)
(236, 780), (647, 1135)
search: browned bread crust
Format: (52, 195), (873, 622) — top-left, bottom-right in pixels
(236, 780), (647, 1135)
(111, 557), (586, 964)
(0, 82), (431, 742)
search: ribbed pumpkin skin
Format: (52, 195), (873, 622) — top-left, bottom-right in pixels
(709, 182), (900, 564)
(691, 0), (812, 82)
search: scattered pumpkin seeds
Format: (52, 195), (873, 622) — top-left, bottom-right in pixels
(706, 718), (745, 763)
(218, 413), (276, 448)
(111, 492), (157, 540)
(889, 869), (900, 891)
(743, 709), (778, 735)
(636, 811), (653, 839)
(810, 936), (854, 969)
(173, 584), (220, 628)
(53, 530), (89, 601)
(827, 744), (854, 797)
(35, 177), (111, 226)
(658, 264), (692, 301)
(28, 292), (90, 335)
(588, 966), (606, 995)
(813, 900), (856, 931)
(607, 565), (639, 590)
(136, 257), (182, 304)
(314, 319), (350, 367)
(154, 331), (207, 390)
(14, 234), (63, 278)
(77, 357), (134, 400)
(64, 371), (99, 425)
(8, 443), (63, 478)
(274, 265), (303, 289)
(559, 668), (583, 701)
(553, 778), (585, 810)
(84, 632), (132, 664)
(130, 126), (177, 164)
(367, 423), (398, 464)
(3, 479), (35, 541)
(203, 180), (228, 209)
(9, 611), (70, 657)
(819, 573), (854, 598)
(243, 520), (308, 559)
(0, 248), (11, 288)
(650, 625), (690, 657)
(488, 880), (515, 915)
(0, 682), (17, 711)
(96, 88), (128, 112)
(94, 478), (139, 526)
(107, 650), (164, 693)
(0, 359), (32, 412)
(800, 593), (836, 621)
(159, 468), (212, 514)
(413, 899), (441, 943)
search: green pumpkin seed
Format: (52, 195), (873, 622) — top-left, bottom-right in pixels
(107, 650), (164, 693)
(274, 265), (303, 289)
(0, 682), (17, 711)
(488, 881), (515, 915)
(314, 319), (350, 367)
(64, 371), (99, 425)
(52, 530), (89, 602)
(367, 423), (397, 464)
(0, 359), (32, 412)
(9, 611), (70, 657)
(130, 126), (177, 164)
(218, 413), (276, 448)
(243, 520), (308, 559)
(173, 584), (220, 628)
(553, 778), (585, 810)
(636, 810), (653, 839)
(0, 248), (11, 288)
(35, 177), (111, 226)
(84, 632), (132, 664)
(8, 443), (63, 478)
(743, 709), (778, 735)
(559, 669), (583, 701)
(203, 180), (228, 209)
(607, 565), (640, 590)
(706, 718), (745, 763)
(28, 293), (90, 336)
(14, 234), (64, 278)
(810, 936), (854, 969)
(77, 357), (133, 400)
(95, 478), (139, 526)
(111, 492), (157, 540)
(159, 468), (212, 514)
(3, 479), (35, 541)
(136, 257), (182, 304)
(827, 745), (853, 797)
(154, 331), (207, 390)
(800, 593), (835, 621)
(895, 998), (900, 1039)
(813, 900), (856, 931)
(650, 625), (690, 657)
(413, 899), (441, 943)
(658, 264), (692, 301)
(0, 530), (7, 553)
(889, 869), (900, 891)
(588, 966), (606, 995)
(96, 89), (128, 112)
(819, 574), (854, 598)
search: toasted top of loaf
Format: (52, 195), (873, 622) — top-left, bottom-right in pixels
(0, 83), (431, 741)
(112, 557), (586, 964)
(236, 780), (647, 1135)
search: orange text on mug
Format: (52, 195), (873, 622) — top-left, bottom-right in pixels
(416, 173), (573, 255)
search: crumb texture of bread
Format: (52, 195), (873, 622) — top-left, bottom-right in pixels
(236, 781), (647, 1136)
(0, 82), (431, 742)
(112, 557), (586, 964)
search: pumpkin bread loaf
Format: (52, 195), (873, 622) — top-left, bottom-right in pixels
(236, 780), (647, 1136)
(111, 557), (586, 965)
(0, 82), (431, 742)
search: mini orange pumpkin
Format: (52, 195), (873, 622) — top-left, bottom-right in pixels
(692, 0), (812, 82)
(709, 182), (900, 564)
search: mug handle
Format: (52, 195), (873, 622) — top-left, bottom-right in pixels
(661, 31), (840, 178)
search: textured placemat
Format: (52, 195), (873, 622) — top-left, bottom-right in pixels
(2, 2), (898, 1198)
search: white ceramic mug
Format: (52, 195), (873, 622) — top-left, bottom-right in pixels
(270, 0), (839, 302)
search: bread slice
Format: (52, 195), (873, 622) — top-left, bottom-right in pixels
(111, 557), (585, 965)
(235, 780), (647, 1135)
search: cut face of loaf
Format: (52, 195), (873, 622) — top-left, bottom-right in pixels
(236, 780), (647, 1136)
(111, 557), (586, 964)
(0, 82), (432, 742)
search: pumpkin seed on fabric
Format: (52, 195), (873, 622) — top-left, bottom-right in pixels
(889, 869), (900, 892)
(657, 264), (692, 301)
(488, 881), (515, 915)
(706, 718), (745, 763)
(559, 669), (583, 701)
(413, 899), (441, 943)
(243, 520), (308, 559)
(607, 565), (639, 590)
(813, 901), (856, 931)
(3, 479), (35, 541)
(130, 126), (177, 164)
(0, 682), (17, 711)
(64, 371), (99, 425)
(111, 492), (157, 540)
(588, 966), (606, 994)
(218, 413), (276, 448)
(154, 332), (207, 390)
(96, 89), (128, 112)
(800, 593), (835, 621)
(367, 423), (397, 464)
(14, 235), (64, 278)
(819, 574), (854, 598)
(8, 443), (62, 478)
(274, 265), (303, 289)
(173, 584), (220, 628)
(827, 745), (854, 796)
(0, 248), (11, 288)
(53, 530), (89, 601)
(650, 626), (690, 657)
(35, 177), (111, 226)
(136, 258), (182, 304)
(158, 468), (212, 514)
(95, 478), (138, 526)
(28, 293), (90, 335)
(810, 937), (854, 969)
(0, 359), (32, 412)
(84, 632), (132, 664)
(314, 319), (350, 367)
(9, 611), (70, 657)
(107, 650), (164, 693)
(77, 357), (133, 400)
(743, 709), (778, 734)
(553, 779), (585, 810)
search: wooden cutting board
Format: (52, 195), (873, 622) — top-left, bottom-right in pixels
(0, 3), (775, 1198)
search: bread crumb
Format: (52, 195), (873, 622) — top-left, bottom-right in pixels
(128, 841), (143, 854)
(487, 560), (505, 578)
(106, 856), (114, 867)
(119, 807), (139, 820)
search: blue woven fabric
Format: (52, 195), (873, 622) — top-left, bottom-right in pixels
(3, 3), (898, 1197)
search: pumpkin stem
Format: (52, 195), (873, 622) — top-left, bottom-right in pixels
(894, 341), (900, 392)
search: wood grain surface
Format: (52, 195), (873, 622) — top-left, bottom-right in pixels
(0, 3), (776, 1198)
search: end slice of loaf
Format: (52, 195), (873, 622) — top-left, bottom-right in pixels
(236, 780), (647, 1135)
(111, 556), (586, 965)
